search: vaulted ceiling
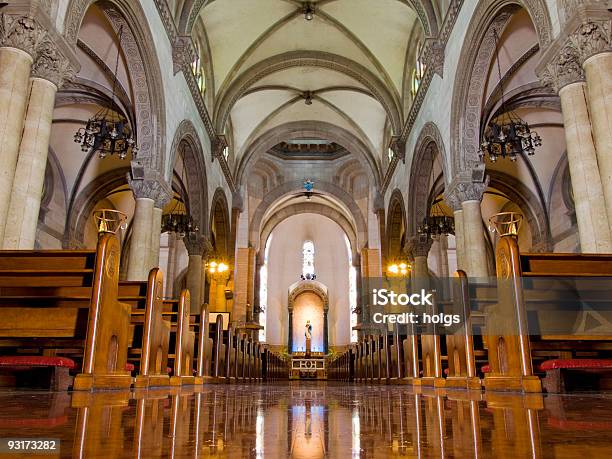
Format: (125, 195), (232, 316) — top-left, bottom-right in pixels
(171, 0), (450, 179)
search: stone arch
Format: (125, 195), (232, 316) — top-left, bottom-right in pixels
(258, 203), (359, 264)
(168, 120), (209, 235)
(63, 0), (166, 171)
(386, 189), (407, 261)
(407, 122), (447, 236)
(249, 180), (368, 253)
(449, 0), (553, 175)
(237, 121), (381, 188)
(488, 170), (552, 251)
(213, 51), (402, 136)
(210, 187), (231, 258)
(66, 167), (130, 247)
(288, 280), (329, 311)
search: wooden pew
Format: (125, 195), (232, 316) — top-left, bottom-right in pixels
(443, 270), (481, 390)
(132, 268), (171, 388)
(485, 235), (612, 392)
(170, 290), (195, 386)
(0, 233), (132, 390)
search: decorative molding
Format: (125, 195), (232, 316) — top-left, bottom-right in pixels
(0, 14), (45, 57)
(127, 166), (172, 208)
(182, 233), (212, 256)
(422, 37), (445, 77)
(444, 170), (489, 205)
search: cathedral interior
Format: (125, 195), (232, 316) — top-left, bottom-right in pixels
(0, 0), (612, 457)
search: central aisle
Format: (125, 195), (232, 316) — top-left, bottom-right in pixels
(0, 383), (611, 457)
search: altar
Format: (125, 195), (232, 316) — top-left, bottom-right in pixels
(287, 280), (329, 379)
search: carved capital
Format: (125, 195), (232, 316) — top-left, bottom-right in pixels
(172, 36), (196, 75)
(404, 235), (433, 259)
(0, 14), (45, 57)
(232, 190), (244, 212)
(422, 38), (445, 77)
(31, 37), (76, 88)
(183, 233), (212, 256)
(128, 167), (172, 208)
(388, 135), (405, 163)
(445, 170), (489, 205)
(211, 134), (228, 163)
(539, 44), (585, 92)
(571, 20), (612, 63)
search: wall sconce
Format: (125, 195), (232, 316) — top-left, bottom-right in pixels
(207, 260), (229, 274)
(387, 262), (410, 277)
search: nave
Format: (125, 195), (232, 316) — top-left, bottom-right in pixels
(1, 382), (611, 458)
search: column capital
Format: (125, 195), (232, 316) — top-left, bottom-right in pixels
(31, 38), (77, 89)
(182, 233), (212, 257)
(538, 3), (611, 91)
(0, 14), (45, 58)
(404, 235), (433, 259)
(444, 169), (489, 207)
(128, 167), (172, 208)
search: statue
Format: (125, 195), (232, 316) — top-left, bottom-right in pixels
(305, 320), (312, 356)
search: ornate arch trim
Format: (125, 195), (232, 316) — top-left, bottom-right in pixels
(168, 120), (209, 236)
(449, 0), (553, 175)
(288, 280), (329, 311)
(63, 0), (166, 171)
(407, 122), (447, 236)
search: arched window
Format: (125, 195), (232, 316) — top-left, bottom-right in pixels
(410, 41), (426, 98)
(258, 234), (273, 342)
(302, 240), (315, 279)
(345, 235), (358, 343)
(191, 35), (206, 95)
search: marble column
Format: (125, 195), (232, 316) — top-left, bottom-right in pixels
(183, 233), (207, 314)
(407, 236), (432, 281)
(445, 178), (489, 278)
(2, 38), (74, 249)
(582, 50), (612, 231)
(433, 234), (449, 278)
(3, 77), (56, 248)
(288, 310), (293, 352)
(0, 46), (34, 243)
(323, 310), (329, 353)
(149, 206), (165, 269)
(539, 46), (612, 252)
(127, 176), (171, 280)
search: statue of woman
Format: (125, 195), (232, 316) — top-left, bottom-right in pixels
(305, 320), (312, 340)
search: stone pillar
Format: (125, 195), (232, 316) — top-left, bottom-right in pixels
(149, 206), (164, 269)
(539, 40), (612, 252)
(446, 196), (466, 271)
(433, 234), (449, 278)
(0, 42), (34, 242)
(576, 21), (612, 233)
(323, 310), (329, 353)
(127, 174), (171, 280)
(445, 176), (489, 278)
(2, 36), (75, 249)
(183, 233), (209, 314)
(288, 309), (293, 352)
(234, 247), (256, 324)
(406, 236), (432, 281)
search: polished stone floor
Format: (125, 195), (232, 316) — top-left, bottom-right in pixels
(0, 383), (611, 458)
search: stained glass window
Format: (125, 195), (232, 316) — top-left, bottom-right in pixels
(302, 240), (315, 278)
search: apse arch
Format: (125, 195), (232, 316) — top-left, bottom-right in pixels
(213, 51), (403, 136)
(449, 0), (552, 175)
(237, 121), (381, 188)
(249, 180), (368, 253)
(407, 122), (448, 237)
(258, 202), (360, 264)
(168, 120), (209, 235)
(63, 0), (167, 171)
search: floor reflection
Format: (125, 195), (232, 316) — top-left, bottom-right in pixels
(0, 383), (611, 457)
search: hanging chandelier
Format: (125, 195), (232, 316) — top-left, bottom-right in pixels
(161, 195), (198, 238)
(417, 201), (455, 237)
(479, 29), (541, 163)
(74, 25), (137, 159)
